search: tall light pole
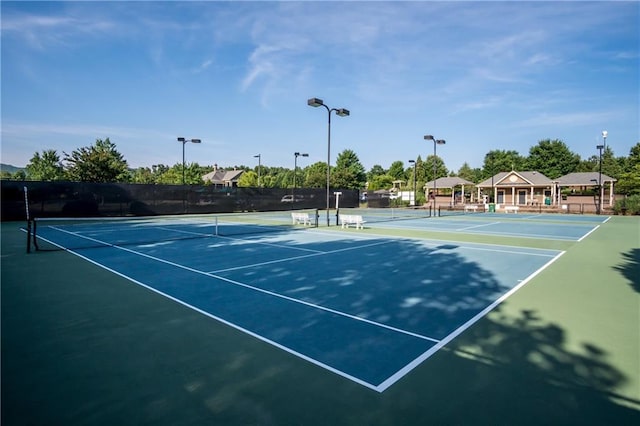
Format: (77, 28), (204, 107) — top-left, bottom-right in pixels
(602, 130), (608, 150)
(293, 152), (309, 204)
(254, 154), (261, 187)
(177, 137), (201, 185)
(408, 159), (417, 206)
(307, 97), (350, 226)
(424, 135), (446, 210)
(596, 144), (604, 215)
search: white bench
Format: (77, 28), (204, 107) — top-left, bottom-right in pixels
(504, 205), (520, 213)
(291, 212), (312, 225)
(339, 214), (366, 229)
(464, 205), (479, 212)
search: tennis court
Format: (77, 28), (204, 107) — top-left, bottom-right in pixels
(2, 211), (638, 424)
(339, 207), (606, 241)
(28, 214), (563, 391)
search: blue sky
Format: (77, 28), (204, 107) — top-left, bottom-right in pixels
(2, 1), (638, 173)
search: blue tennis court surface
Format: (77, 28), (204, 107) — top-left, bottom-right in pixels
(358, 211), (605, 241)
(34, 223), (564, 392)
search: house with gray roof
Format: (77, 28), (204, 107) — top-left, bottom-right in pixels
(555, 172), (616, 210)
(424, 176), (477, 205)
(476, 171), (555, 206)
(201, 167), (244, 187)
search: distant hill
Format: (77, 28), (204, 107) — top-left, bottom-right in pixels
(1, 164), (25, 173)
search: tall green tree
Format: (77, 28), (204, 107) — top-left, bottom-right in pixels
(155, 163), (204, 185)
(576, 156), (599, 172)
(525, 139), (580, 179)
(367, 165), (386, 181)
(423, 155), (448, 182)
(333, 149), (366, 190)
(367, 174), (394, 191)
(64, 138), (129, 182)
(483, 150), (526, 178)
(25, 149), (65, 181)
(304, 162), (328, 188)
(388, 160), (406, 181)
(614, 143), (640, 195)
(600, 146), (622, 179)
(130, 167), (156, 184)
(626, 142), (640, 170)
(237, 170), (259, 187)
(457, 162), (482, 183)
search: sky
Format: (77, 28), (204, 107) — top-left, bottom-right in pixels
(1, 1), (638, 173)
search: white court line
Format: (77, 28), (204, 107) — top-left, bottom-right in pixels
(375, 249), (566, 392)
(457, 221), (501, 231)
(208, 239), (394, 274)
(44, 226), (440, 346)
(578, 224), (600, 242)
(31, 232), (382, 392)
(216, 235), (326, 254)
(36, 225), (565, 393)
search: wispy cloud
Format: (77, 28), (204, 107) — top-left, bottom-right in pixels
(514, 111), (619, 128)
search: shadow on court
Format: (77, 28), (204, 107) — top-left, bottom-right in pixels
(1, 221), (638, 425)
(615, 248), (640, 293)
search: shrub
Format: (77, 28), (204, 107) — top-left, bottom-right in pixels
(613, 195), (640, 215)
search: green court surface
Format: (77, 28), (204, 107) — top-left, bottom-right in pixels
(2, 215), (639, 425)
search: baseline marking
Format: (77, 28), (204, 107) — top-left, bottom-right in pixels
(376, 249), (566, 392)
(43, 226), (440, 344)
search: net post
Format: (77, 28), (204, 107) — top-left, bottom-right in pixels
(26, 220), (32, 254)
(24, 186), (32, 253)
(32, 219), (39, 251)
(214, 216), (219, 236)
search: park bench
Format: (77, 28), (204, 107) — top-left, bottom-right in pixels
(339, 214), (366, 229)
(291, 212), (312, 226)
(504, 205), (520, 213)
(464, 205), (479, 212)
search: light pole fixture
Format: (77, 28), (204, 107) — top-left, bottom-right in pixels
(293, 152), (309, 203)
(596, 144), (604, 214)
(307, 97), (350, 226)
(602, 130), (608, 150)
(424, 135), (446, 210)
(254, 154), (261, 187)
(177, 137), (201, 185)
(408, 159), (417, 206)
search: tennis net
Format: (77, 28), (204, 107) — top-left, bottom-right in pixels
(336, 207), (432, 224)
(27, 209), (318, 252)
(438, 206), (485, 217)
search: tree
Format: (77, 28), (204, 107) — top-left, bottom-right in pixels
(457, 162), (483, 183)
(615, 143), (640, 195)
(367, 174), (394, 191)
(525, 139), (580, 179)
(483, 150), (526, 178)
(237, 170), (259, 187)
(64, 138), (129, 182)
(626, 142), (640, 170)
(333, 149), (366, 190)
(616, 164), (640, 196)
(423, 155), (448, 182)
(576, 156), (599, 173)
(367, 165), (386, 181)
(130, 167), (156, 184)
(600, 146), (622, 179)
(303, 162), (327, 188)
(25, 149), (64, 181)
(388, 161), (406, 181)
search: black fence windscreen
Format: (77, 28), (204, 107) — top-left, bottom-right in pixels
(1, 180), (359, 221)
